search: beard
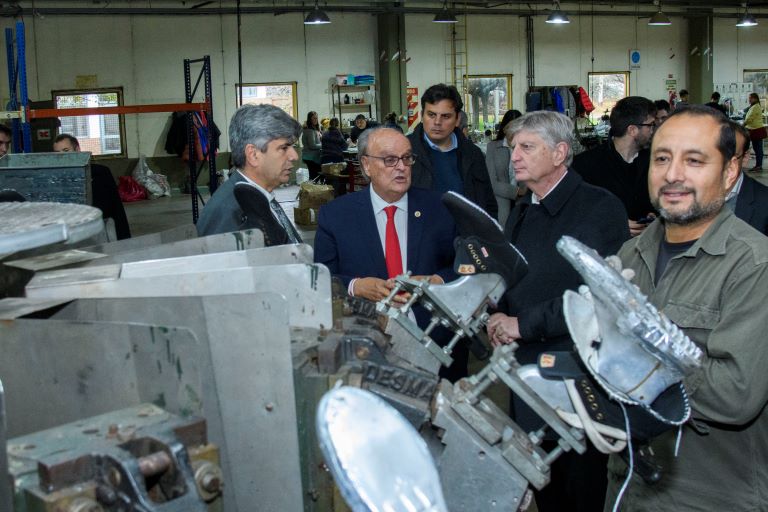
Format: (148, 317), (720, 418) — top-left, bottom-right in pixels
(651, 184), (725, 226)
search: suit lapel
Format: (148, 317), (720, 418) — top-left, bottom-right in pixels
(735, 175), (755, 223)
(407, 192), (424, 272)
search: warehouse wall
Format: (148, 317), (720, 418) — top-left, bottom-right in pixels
(1, 10), (766, 162)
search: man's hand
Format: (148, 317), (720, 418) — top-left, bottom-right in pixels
(487, 312), (521, 347)
(353, 277), (406, 303)
(629, 213), (656, 237)
(411, 274), (444, 285)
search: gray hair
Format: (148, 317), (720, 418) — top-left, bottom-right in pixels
(357, 126), (401, 158)
(229, 104), (301, 168)
(505, 111), (574, 166)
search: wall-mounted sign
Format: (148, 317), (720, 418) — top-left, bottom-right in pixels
(629, 50), (641, 70)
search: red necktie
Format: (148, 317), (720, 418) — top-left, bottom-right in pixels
(384, 205), (403, 278)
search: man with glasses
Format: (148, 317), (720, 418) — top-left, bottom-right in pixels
(573, 96), (658, 236)
(314, 127), (467, 381)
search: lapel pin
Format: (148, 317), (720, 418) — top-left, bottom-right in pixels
(414, 211), (421, 218)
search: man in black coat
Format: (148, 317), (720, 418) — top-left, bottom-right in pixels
(53, 134), (131, 240)
(572, 96), (657, 237)
(407, 83), (497, 218)
(730, 121), (768, 234)
(487, 111), (629, 512)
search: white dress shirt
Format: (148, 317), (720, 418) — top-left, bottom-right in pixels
(348, 187), (409, 296)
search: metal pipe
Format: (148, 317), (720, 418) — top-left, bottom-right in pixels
(10, 6), (764, 19)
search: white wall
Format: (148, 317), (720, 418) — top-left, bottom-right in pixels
(1, 12), (375, 157)
(713, 17), (768, 85)
(0, 10), (761, 157)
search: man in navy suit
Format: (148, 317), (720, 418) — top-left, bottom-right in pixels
(314, 127), (466, 380)
(730, 121), (768, 235)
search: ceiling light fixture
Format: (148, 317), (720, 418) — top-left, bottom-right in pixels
(545, 1), (570, 24)
(304, 2), (331, 25)
(648, 1), (671, 26)
(433, 1), (458, 23)
(736, 3), (758, 27)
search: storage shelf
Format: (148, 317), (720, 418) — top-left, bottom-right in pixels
(333, 84), (375, 93)
(331, 79), (376, 123)
(336, 103), (372, 109)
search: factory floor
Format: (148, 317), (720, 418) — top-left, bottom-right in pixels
(122, 165), (768, 512)
(124, 184), (317, 241)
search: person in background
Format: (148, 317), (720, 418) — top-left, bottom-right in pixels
(654, 99), (671, 127)
(301, 111), (322, 180)
(321, 118), (348, 164)
(705, 91), (727, 115)
(485, 109), (523, 225)
(407, 83), (497, 217)
(53, 134), (131, 240)
(727, 120), (768, 234)
(745, 92), (765, 171)
(383, 112), (404, 133)
(676, 89), (690, 109)
(350, 114), (369, 144)
(0, 124), (12, 157)
(572, 96), (657, 237)
(458, 111), (469, 139)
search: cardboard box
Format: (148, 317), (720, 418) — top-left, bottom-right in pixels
(298, 182), (334, 209)
(294, 206), (319, 226)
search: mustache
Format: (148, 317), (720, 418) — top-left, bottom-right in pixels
(658, 184), (695, 194)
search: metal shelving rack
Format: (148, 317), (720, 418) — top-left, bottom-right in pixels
(332, 83), (376, 130)
(3, 22), (214, 224)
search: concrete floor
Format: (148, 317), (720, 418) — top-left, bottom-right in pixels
(124, 184), (318, 242)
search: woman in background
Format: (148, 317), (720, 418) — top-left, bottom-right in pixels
(301, 111), (322, 179)
(485, 109), (523, 226)
(745, 92), (765, 171)
(383, 112), (404, 133)
(321, 118), (348, 164)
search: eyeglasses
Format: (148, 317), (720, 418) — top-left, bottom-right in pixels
(363, 154), (417, 167)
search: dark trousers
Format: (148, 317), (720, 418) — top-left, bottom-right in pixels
(534, 441), (608, 512)
(303, 159), (322, 180)
(749, 138), (764, 168)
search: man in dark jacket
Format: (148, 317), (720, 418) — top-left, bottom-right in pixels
(407, 83), (497, 218)
(487, 111), (629, 512)
(729, 121), (768, 234)
(53, 134), (131, 240)
(572, 96), (657, 237)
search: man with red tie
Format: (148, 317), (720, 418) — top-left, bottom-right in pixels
(314, 127), (465, 380)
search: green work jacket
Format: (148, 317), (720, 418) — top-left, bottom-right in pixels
(605, 209), (768, 512)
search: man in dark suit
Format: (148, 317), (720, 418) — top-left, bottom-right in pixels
(197, 104), (303, 245)
(314, 126), (466, 380)
(729, 121), (768, 234)
(53, 134), (131, 240)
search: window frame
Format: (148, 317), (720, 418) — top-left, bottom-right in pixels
(235, 81), (299, 119)
(587, 71), (630, 123)
(51, 87), (127, 159)
(462, 73), (513, 135)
